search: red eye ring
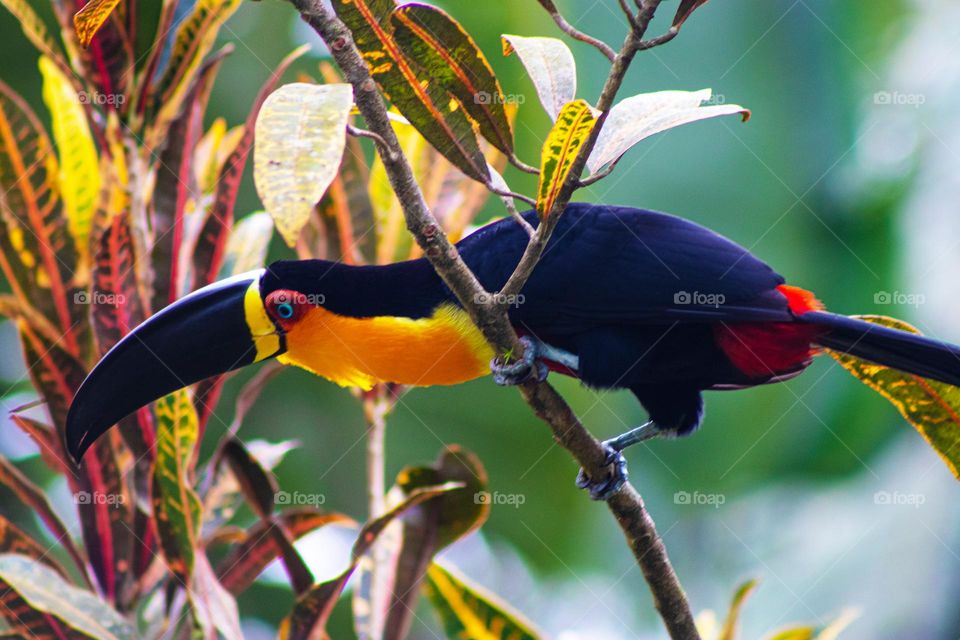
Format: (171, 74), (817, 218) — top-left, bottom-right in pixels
(265, 290), (305, 325)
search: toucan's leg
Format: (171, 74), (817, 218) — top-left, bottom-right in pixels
(575, 421), (662, 500)
(491, 335), (578, 385)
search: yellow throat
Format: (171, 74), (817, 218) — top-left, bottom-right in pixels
(276, 303), (494, 390)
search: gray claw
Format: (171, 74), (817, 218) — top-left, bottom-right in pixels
(575, 446), (628, 501)
(491, 336), (548, 385)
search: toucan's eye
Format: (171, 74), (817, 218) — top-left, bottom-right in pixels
(265, 289), (306, 325)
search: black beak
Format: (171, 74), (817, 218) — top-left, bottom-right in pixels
(65, 271), (283, 462)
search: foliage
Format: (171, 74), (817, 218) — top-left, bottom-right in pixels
(0, 0), (946, 637)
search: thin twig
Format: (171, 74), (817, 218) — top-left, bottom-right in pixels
(537, 0), (617, 62)
(347, 123), (395, 160)
(509, 153), (540, 175)
(578, 156), (621, 187)
(286, 2), (699, 638)
(638, 28), (680, 50)
(619, 0), (638, 26)
(486, 183), (537, 208)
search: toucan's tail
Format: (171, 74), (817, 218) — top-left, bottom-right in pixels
(799, 311), (960, 387)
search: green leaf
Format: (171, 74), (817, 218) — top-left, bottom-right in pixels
(391, 3), (513, 153)
(0, 554), (134, 639)
(254, 83), (354, 247)
(151, 389), (203, 583)
(333, 0), (490, 183)
(216, 212), (274, 278)
(501, 34), (576, 121)
(279, 482), (464, 640)
(587, 88), (750, 174)
(826, 315), (960, 479)
(424, 562), (542, 640)
(536, 99), (598, 218)
(72, 0), (122, 47)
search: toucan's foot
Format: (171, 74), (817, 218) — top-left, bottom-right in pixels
(576, 444), (628, 500)
(574, 422), (660, 500)
(491, 335), (548, 385)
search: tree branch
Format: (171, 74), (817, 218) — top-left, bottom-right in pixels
(537, 0), (617, 62)
(286, 1), (699, 638)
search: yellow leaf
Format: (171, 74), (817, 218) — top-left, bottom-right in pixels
(827, 315), (960, 479)
(73, 0), (122, 48)
(254, 83), (353, 247)
(39, 56), (100, 261)
(536, 99), (598, 219)
(720, 579), (758, 640)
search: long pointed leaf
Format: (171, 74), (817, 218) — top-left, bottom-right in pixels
(391, 3), (513, 153)
(827, 315), (960, 479)
(536, 99), (597, 218)
(0, 554), (134, 639)
(333, 0), (490, 182)
(39, 56), (101, 263)
(424, 562), (542, 640)
(151, 389), (203, 583)
(73, 0), (123, 47)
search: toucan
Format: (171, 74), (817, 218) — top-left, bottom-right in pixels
(65, 203), (960, 499)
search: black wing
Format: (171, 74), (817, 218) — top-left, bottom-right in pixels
(457, 203), (793, 334)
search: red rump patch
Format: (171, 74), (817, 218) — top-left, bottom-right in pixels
(713, 285), (826, 379)
(777, 284), (824, 315)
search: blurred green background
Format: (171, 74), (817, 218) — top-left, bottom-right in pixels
(2, 0), (959, 638)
